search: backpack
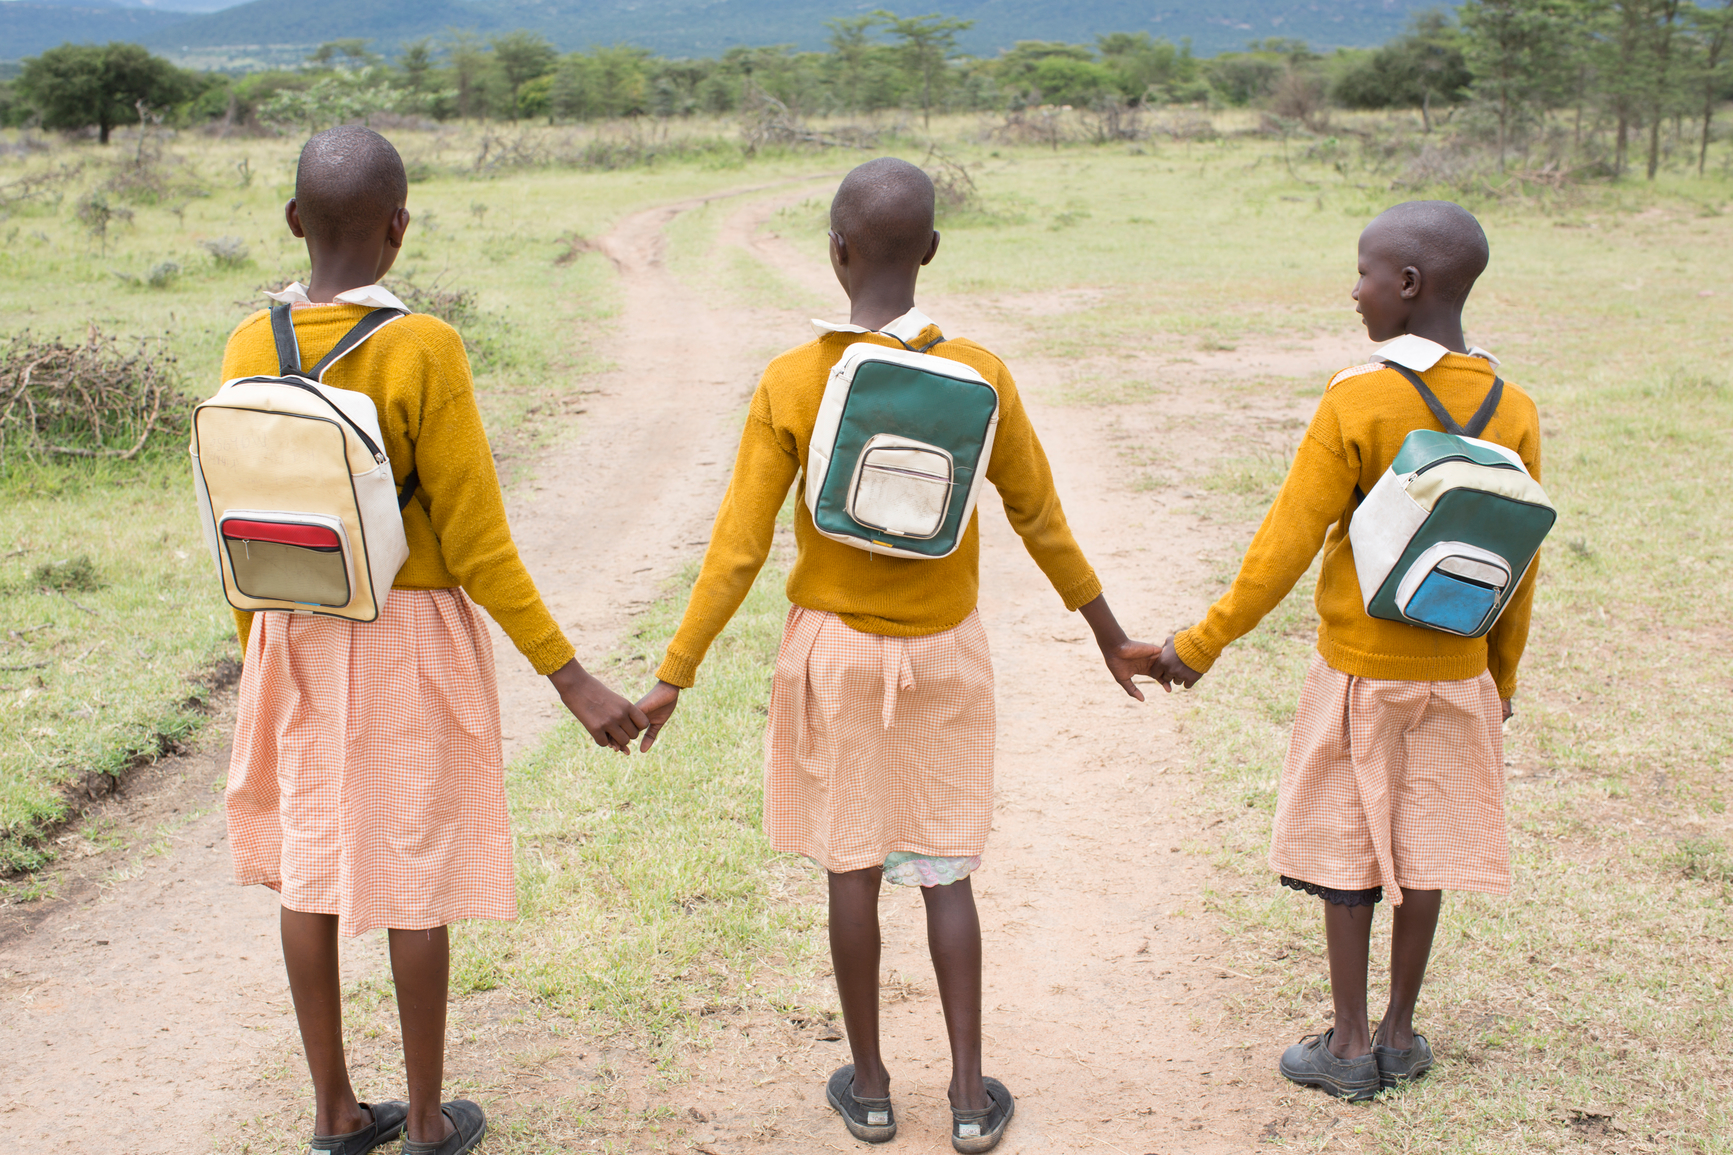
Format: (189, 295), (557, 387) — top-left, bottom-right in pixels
(805, 336), (1000, 559)
(1350, 363), (1556, 638)
(190, 303), (418, 622)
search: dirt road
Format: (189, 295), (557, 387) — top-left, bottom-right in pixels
(0, 178), (1362, 1153)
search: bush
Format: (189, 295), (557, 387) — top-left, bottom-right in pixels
(200, 236), (250, 268)
(0, 328), (189, 467)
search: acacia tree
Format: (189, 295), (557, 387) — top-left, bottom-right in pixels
(1691, 0), (1733, 172)
(1460, 0), (1574, 169)
(17, 43), (191, 144)
(874, 10), (974, 127)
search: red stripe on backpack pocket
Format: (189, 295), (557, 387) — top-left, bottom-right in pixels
(221, 519), (342, 551)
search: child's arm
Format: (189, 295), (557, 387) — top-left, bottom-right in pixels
(1171, 408), (1360, 681)
(1484, 420), (1543, 715)
(978, 372), (1164, 697)
(637, 385), (800, 750)
(411, 332), (646, 751)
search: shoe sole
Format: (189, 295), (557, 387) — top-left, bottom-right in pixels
(1279, 1059), (1380, 1103)
(826, 1086), (895, 1144)
(1378, 1060), (1434, 1090)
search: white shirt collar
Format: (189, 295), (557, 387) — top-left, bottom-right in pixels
(810, 307), (937, 344)
(264, 281), (412, 312)
(1371, 333), (1500, 372)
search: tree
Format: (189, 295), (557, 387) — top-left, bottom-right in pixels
(1460, 0), (1574, 169)
(308, 40), (374, 68)
(875, 10), (974, 127)
(1331, 11), (1471, 130)
(1690, 0), (1733, 173)
(491, 30), (558, 119)
(16, 43), (192, 145)
(398, 39), (439, 93)
(1097, 32), (1200, 104)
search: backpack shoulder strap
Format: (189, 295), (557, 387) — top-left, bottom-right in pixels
(310, 308), (406, 380)
(270, 302), (301, 375)
(1384, 361), (1503, 438)
(878, 328), (947, 354)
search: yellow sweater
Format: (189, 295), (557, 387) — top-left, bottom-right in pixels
(217, 305), (575, 676)
(1174, 351), (1541, 698)
(657, 323), (1102, 688)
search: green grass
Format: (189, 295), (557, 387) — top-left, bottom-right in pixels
(450, 557), (823, 1048)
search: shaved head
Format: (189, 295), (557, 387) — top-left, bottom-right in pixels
(294, 126), (408, 245)
(830, 157), (936, 265)
(1362, 200), (1488, 305)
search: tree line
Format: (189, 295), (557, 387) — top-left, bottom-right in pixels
(3, 3), (1733, 179)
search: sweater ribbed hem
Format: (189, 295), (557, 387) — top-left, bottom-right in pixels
(656, 651), (701, 689)
(1056, 571), (1103, 613)
(1315, 634), (1489, 687)
(1172, 628), (1218, 675)
(525, 635), (576, 678)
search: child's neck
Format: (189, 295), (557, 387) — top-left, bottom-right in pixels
(1399, 308), (1468, 355)
(847, 276), (921, 333)
(305, 246), (387, 304)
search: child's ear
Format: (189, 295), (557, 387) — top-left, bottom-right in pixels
(829, 229), (848, 266)
(387, 206), (410, 249)
(920, 230), (941, 267)
(285, 198), (306, 239)
(1400, 265), (1422, 300)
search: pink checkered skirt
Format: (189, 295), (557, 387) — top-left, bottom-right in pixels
(1271, 654), (1510, 906)
(226, 588), (516, 936)
(765, 606), (995, 874)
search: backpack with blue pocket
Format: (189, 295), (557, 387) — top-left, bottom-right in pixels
(1349, 363), (1556, 638)
(805, 335), (999, 559)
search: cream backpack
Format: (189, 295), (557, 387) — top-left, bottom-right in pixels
(190, 303), (417, 622)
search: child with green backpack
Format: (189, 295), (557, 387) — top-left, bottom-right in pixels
(1151, 200), (1551, 1101)
(635, 157), (1162, 1151)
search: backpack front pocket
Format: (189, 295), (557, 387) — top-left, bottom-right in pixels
(219, 512), (352, 608)
(847, 435), (954, 540)
(1393, 542), (1511, 636)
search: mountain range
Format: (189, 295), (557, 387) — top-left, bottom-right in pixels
(2, 0), (1442, 65)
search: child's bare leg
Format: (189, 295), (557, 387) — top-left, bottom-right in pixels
(921, 878), (987, 1112)
(388, 926), (453, 1145)
(280, 906), (368, 1136)
(1375, 888), (1441, 1051)
(828, 868), (890, 1097)
(1321, 902), (1375, 1058)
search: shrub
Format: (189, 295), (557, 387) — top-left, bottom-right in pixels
(200, 236), (250, 268)
(0, 327), (189, 467)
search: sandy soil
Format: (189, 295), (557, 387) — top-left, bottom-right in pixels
(0, 179), (1371, 1153)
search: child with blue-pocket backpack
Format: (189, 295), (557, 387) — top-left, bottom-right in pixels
(1152, 201), (1543, 1102)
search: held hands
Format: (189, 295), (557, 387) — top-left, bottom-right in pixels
(1078, 594), (1164, 701)
(1149, 633), (1204, 692)
(548, 659), (650, 754)
(634, 681), (681, 752)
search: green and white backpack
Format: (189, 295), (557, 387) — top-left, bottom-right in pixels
(1349, 364), (1556, 638)
(805, 337), (1000, 559)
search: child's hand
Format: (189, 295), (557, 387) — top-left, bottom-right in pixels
(548, 659), (649, 754)
(1077, 594), (1162, 701)
(1150, 634), (1204, 692)
(1101, 637), (1164, 701)
(1502, 698), (1513, 723)
(635, 681), (681, 753)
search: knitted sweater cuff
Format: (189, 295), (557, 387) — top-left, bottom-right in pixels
(524, 634), (577, 678)
(1172, 628), (1219, 675)
(1057, 571), (1104, 613)
(656, 651), (699, 689)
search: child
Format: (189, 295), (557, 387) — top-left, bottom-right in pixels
(220, 126), (647, 1155)
(633, 157), (1160, 1153)
(1152, 200), (1541, 1101)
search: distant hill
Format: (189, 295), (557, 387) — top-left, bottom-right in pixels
(3, 0), (1446, 64)
(1, 2), (190, 59)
